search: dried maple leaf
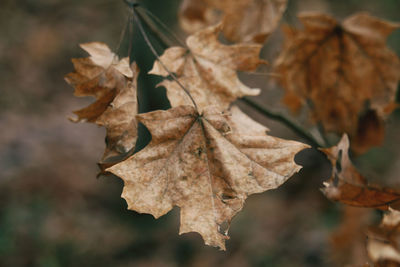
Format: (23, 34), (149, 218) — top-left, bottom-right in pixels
(149, 24), (264, 112)
(65, 42), (138, 162)
(275, 12), (400, 152)
(179, 0), (287, 43)
(106, 105), (308, 250)
(367, 209), (400, 266)
(321, 134), (400, 210)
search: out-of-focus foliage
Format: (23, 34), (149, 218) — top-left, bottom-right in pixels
(275, 12), (400, 154)
(179, 0), (287, 43)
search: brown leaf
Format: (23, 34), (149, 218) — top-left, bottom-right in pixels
(321, 134), (400, 210)
(217, 0), (287, 43)
(178, 0), (221, 34)
(65, 42), (138, 162)
(330, 206), (371, 266)
(179, 0), (287, 43)
(275, 12), (400, 151)
(352, 110), (385, 155)
(367, 209), (400, 266)
(149, 24), (265, 112)
(106, 105), (308, 249)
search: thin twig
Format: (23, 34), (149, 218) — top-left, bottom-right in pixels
(128, 13), (134, 59)
(305, 100), (330, 147)
(115, 13), (130, 55)
(130, 6), (199, 111)
(135, 9), (174, 49)
(241, 97), (324, 148)
(137, 6), (187, 47)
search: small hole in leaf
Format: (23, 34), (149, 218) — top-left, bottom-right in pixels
(221, 189), (236, 202)
(221, 193), (235, 200)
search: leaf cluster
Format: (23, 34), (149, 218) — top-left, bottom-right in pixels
(65, 0), (400, 261)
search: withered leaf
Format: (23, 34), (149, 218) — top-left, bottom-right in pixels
(149, 24), (265, 112)
(179, 0), (287, 43)
(65, 42), (138, 162)
(330, 206), (371, 266)
(321, 134), (400, 210)
(215, 0), (287, 43)
(275, 12), (400, 151)
(106, 105), (308, 250)
(367, 209), (400, 265)
(352, 109), (385, 155)
(179, 0), (221, 35)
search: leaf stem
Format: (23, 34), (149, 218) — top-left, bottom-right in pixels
(135, 9), (174, 49)
(241, 97), (324, 148)
(130, 5), (199, 111)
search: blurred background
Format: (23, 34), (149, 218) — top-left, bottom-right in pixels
(0, 0), (399, 266)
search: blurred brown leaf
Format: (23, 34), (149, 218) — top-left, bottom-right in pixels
(106, 105), (308, 250)
(65, 42), (138, 163)
(330, 206), (371, 266)
(216, 0), (287, 43)
(179, 0), (287, 43)
(367, 209), (400, 266)
(321, 134), (400, 210)
(352, 110), (385, 155)
(178, 0), (221, 34)
(150, 24), (264, 112)
(275, 12), (400, 153)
